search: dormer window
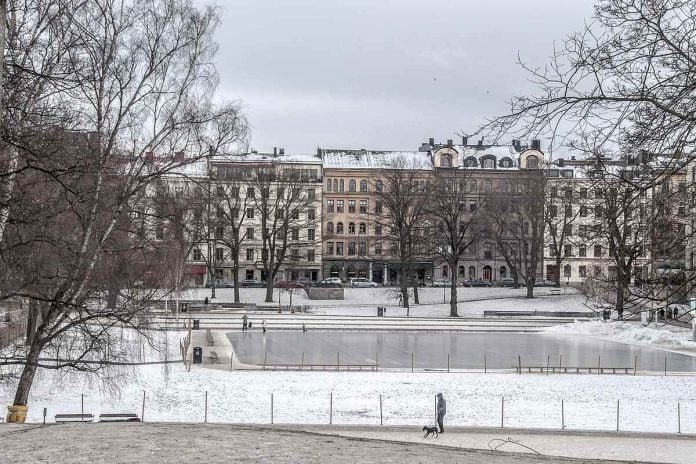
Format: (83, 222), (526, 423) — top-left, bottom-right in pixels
(499, 157), (513, 168)
(464, 157), (477, 167)
(440, 154), (452, 168)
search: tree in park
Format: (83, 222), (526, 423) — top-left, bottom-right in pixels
(374, 156), (431, 313)
(0, 0), (246, 416)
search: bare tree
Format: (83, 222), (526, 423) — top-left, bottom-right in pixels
(428, 168), (482, 316)
(0, 0), (246, 413)
(545, 178), (582, 287)
(374, 157), (431, 313)
(484, 171), (545, 298)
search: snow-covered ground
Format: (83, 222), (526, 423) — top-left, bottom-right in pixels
(2, 359), (695, 434)
(546, 320), (696, 353)
(179, 286), (587, 318)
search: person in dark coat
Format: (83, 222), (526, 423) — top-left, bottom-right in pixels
(242, 313), (248, 332)
(436, 393), (446, 433)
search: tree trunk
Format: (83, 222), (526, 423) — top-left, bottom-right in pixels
(555, 255), (562, 287)
(412, 283), (419, 304)
(449, 278), (458, 317)
(24, 300), (41, 347)
(264, 272), (275, 303)
(526, 280), (535, 298)
(13, 340), (42, 406)
(233, 256), (240, 303)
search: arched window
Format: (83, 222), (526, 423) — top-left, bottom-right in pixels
(469, 180), (477, 192)
(339, 179), (344, 191)
(499, 266), (507, 278)
(333, 179), (338, 191)
(484, 180), (492, 192)
(348, 222), (356, 234)
(326, 179), (332, 191)
(336, 222), (344, 234)
(347, 265), (356, 277)
(327, 222), (334, 234)
(442, 265), (449, 277)
(500, 157), (513, 168)
(526, 155), (540, 169)
(359, 222), (366, 234)
(349, 180), (356, 192)
(482, 157), (495, 169)
(330, 265), (340, 277)
(375, 180), (383, 192)
(440, 154), (452, 168)
(465, 156), (477, 167)
(458, 265), (466, 278)
(468, 266), (476, 279)
(360, 180), (368, 192)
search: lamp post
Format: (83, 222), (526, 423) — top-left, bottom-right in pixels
(691, 298), (696, 341)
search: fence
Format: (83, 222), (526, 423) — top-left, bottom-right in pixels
(21, 390), (696, 435)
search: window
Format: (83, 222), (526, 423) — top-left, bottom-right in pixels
(550, 187), (558, 197)
(215, 248), (224, 261)
(336, 200), (344, 213)
(564, 188), (572, 199)
(308, 207), (316, 220)
(291, 209), (300, 220)
(326, 179), (332, 191)
(440, 154), (452, 168)
(360, 180), (368, 192)
(307, 249), (315, 262)
(327, 200), (334, 213)
(246, 248), (254, 261)
(216, 186), (224, 196)
(348, 222), (356, 234)
(375, 242), (382, 255)
(215, 226), (223, 239)
(550, 245), (557, 256)
(375, 223), (382, 236)
(230, 187), (239, 198)
(339, 179), (344, 191)
(307, 229), (315, 241)
(155, 224), (164, 240)
(348, 242), (356, 255)
(291, 248), (299, 258)
(579, 245), (586, 257)
(246, 227), (254, 240)
(580, 206), (588, 217)
(193, 249), (202, 261)
(333, 179), (338, 191)
(594, 188), (603, 198)
(327, 222), (334, 234)
(336, 222), (344, 234)
(579, 266), (587, 277)
(594, 245), (602, 257)
(359, 200), (367, 213)
(232, 207), (239, 219)
(246, 187), (255, 198)
(336, 242), (344, 255)
(579, 188), (587, 199)
(349, 180), (356, 192)
(358, 241), (366, 255)
(246, 207), (254, 219)
(348, 200), (356, 213)
(359, 223), (366, 234)
(376, 180), (383, 192)
(563, 224), (572, 236)
(594, 205), (603, 218)
(564, 245), (572, 257)
(678, 204), (686, 216)
(216, 207), (224, 219)
(469, 202), (477, 212)
(564, 204), (572, 216)
(375, 201), (382, 214)
(483, 158), (494, 169)
(563, 264), (571, 277)
(291, 228), (299, 240)
(526, 155), (539, 169)
(327, 242), (334, 255)
(277, 187), (285, 199)
(307, 188), (315, 200)
(549, 205), (557, 217)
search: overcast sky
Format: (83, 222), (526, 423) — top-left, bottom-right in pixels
(213, 0), (596, 154)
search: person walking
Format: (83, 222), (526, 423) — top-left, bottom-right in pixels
(436, 393), (446, 433)
(261, 319), (267, 334)
(242, 313), (248, 332)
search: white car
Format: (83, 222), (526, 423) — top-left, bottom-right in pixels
(349, 278), (378, 288)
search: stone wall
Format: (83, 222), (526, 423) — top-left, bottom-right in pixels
(307, 287), (344, 300)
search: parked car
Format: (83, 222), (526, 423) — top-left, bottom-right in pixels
(316, 277), (343, 288)
(534, 279), (558, 287)
(240, 279), (265, 288)
(296, 277), (315, 288)
(462, 279), (493, 287)
(432, 278), (452, 287)
(205, 279), (234, 288)
(275, 280), (304, 289)
(495, 278), (516, 287)
(349, 278), (378, 288)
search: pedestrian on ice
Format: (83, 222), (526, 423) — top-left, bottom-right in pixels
(302, 322), (307, 333)
(436, 393), (446, 433)
(204, 296), (209, 306)
(242, 313), (248, 332)
(262, 319), (267, 334)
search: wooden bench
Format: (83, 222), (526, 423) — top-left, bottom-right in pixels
(207, 351), (220, 363)
(519, 366), (634, 375)
(205, 328), (214, 346)
(99, 413), (140, 422)
(55, 413), (94, 423)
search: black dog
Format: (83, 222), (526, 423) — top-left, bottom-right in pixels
(422, 426), (439, 438)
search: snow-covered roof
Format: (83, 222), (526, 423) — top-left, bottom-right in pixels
(320, 149), (433, 170)
(212, 152), (321, 165)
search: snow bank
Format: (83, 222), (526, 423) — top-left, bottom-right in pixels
(546, 320), (696, 349)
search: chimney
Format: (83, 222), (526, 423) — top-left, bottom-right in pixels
(531, 139), (541, 150)
(462, 136), (468, 146)
(447, 139), (453, 147)
(273, 147), (277, 156)
(279, 148), (285, 155)
(477, 138), (483, 148)
(512, 139), (520, 151)
(429, 137), (435, 146)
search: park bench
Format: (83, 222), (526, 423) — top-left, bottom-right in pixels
(205, 328), (214, 346)
(207, 350), (220, 363)
(99, 413), (140, 422)
(55, 413), (94, 423)
(549, 288), (562, 295)
(519, 366), (634, 375)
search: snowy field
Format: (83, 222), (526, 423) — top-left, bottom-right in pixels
(2, 360), (696, 434)
(179, 286), (587, 318)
